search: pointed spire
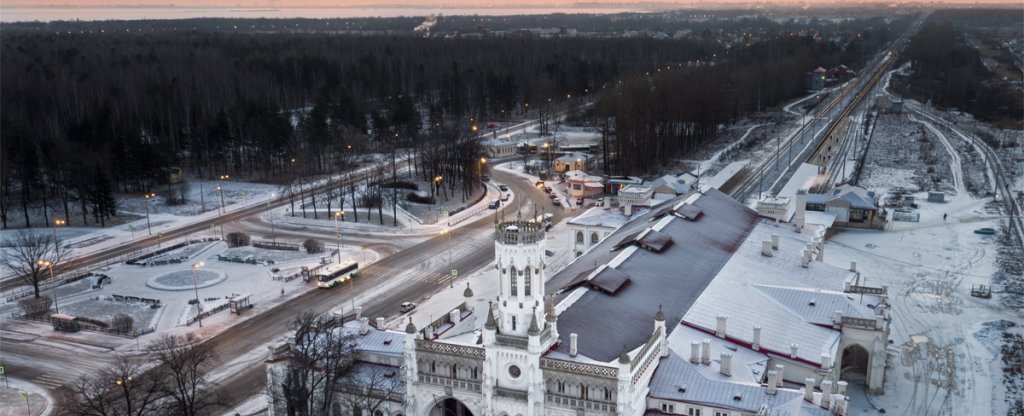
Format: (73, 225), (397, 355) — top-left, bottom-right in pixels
(528, 306), (541, 336)
(618, 345), (631, 364)
(484, 301), (497, 330)
(655, 304), (665, 322)
(546, 294), (557, 322)
(405, 317), (417, 334)
(463, 282), (474, 298)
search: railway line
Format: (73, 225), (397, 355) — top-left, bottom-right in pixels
(729, 17), (924, 202)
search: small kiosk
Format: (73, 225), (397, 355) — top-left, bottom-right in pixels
(51, 313), (81, 332)
(229, 293), (253, 314)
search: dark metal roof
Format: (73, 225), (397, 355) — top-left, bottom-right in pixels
(675, 204), (703, 221)
(637, 230), (673, 253)
(548, 189), (759, 362)
(589, 267), (630, 294)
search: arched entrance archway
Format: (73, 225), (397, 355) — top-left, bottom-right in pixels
(428, 397), (474, 416)
(841, 344), (870, 382)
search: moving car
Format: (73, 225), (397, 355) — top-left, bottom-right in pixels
(499, 184), (509, 192)
(501, 193), (510, 201)
(400, 302), (417, 313)
(488, 200), (500, 209)
(552, 198), (561, 207)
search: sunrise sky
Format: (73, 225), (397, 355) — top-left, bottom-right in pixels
(5, 0), (1022, 6)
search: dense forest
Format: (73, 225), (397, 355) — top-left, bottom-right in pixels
(0, 13), (910, 228)
(893, 9), (1023, 126)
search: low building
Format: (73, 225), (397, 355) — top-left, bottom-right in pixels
(617, 185), (654, 207)
(484, 138), (519, 159)
(554, 152), (591, 173)
(807, 67), (827, 91)
(649, 173), (698, 199)
(806, 185), (880, 229)
(756, 195), (791, 222)
(564, 170), (605, 199)
(605, 176), (644, 196)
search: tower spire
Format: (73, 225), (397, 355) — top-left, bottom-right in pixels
(485, 301), (497, 330)
(528, 306), (541, 336)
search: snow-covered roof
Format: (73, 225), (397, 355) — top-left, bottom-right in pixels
(682, 221), (871, 366)
(648, 351), (828, 415)
(665, 324), (770, 385)
(343, 362), (406, 395)
(556, 152), (590, 163)
(807, 185), (876, 210)
(568, 206), (651, 230)
(341, 321), (405, 357)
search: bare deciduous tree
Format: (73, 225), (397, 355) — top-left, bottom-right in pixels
(63, 355), (165, 416)
(149, 333), (222, 416)
(1, 230), (69, 299)
(274, 312), (356, 416)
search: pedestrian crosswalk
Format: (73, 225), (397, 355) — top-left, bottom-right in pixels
(32, 374), (65, 390)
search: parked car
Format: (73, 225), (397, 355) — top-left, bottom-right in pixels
(552, 198), (562, 207)
(499, 184), (508, 192)
(488, 200), (500, 209)
(400, 302), (417, 313)
(576, 197), (584, 205)
(482, 175), (490, 182)
(974, 228), (996, 235)
(543, 187), (552, 194)
(501, 193), (510, 201)
(548, 192), (557, 199)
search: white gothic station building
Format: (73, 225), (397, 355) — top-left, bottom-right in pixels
(267, 189), (893, 416)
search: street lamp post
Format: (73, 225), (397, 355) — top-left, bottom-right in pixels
(191, 262), (205, 327)
(37, 260), (58, 313)
(51, 219), (64, 246)
(143, 193), (156, 235)
(268, 193), (277, 244)
(334, 211), (344, 264)
(115, 376), (134, 415)
(218, 175), (229, 213)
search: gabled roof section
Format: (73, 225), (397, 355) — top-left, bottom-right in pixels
(548, 189), (759, 362)
(589, 267), (630, 294)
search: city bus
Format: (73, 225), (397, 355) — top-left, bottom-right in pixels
(315, 261), (360, 288)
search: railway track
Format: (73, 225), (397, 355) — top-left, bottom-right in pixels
(730, 17), (924, 202)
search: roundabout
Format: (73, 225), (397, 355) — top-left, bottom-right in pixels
(146, 269), (227, 291)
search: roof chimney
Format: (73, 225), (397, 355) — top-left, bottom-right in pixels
(836, 381), (848, 395)
(849, 261), (857, 272)
(775, 364), (785, 387)
(801, 249), (811, 267)
(355, 306), (363, 320)
(359, 316), (369, 335)
(820, 380), (833, 408)
(795, 189), (807, 231)
(716, 315), (727, 338)
(804, 377), (816, 402)
(624, 202), (632, 216)
(690, 341), (700, 364)
(449, 309), (461, 324)
(570, 333), (578, 357)
(752, 326), (761, 351)
(771, 233), (780, 250)
(766, 370), (778, 395)
(821, 353), (832, 370)
(720, 352), (732, 376)
(425, 325), (434, 339)
(833, 311), (843, 328)
(761, 241), (774, 257)
(790, 343), (799, 359)
(701, 339), (711, 364)
(376, 317), (386, 330)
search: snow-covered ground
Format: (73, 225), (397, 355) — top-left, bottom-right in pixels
(826, 191), (1020, 415)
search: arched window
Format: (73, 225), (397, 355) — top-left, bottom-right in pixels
(604, 387), (611, 401)
(580, 384), (589, 400)
(524, 268), (532, 295)
(576, 231), (584, 244)
(557, 380), (565, 393)
(591, 232), (599, 244)
(510, 267), (518, 296)
(373, 411), (384, 416)
(472, 367), (479, 379)
(451, 364), (457, 378)
(430, 361), (436, 373)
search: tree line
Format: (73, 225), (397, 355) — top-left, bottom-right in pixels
(595, 15), (909, 176)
